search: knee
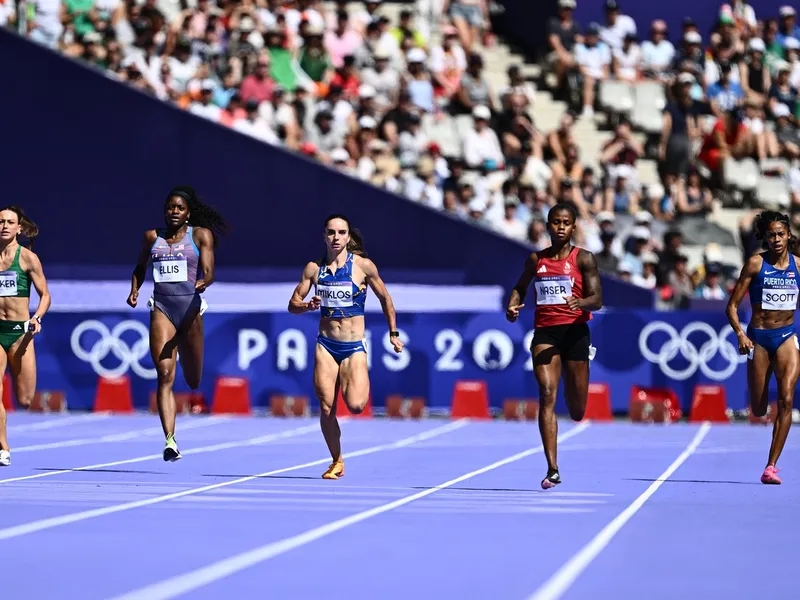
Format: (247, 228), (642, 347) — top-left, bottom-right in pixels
(538, 384), (558, 406)
(16, 393), (32, 409)
(156, 365), (175, 383)
(567, 403), (585, 422)
(346, 399), (366, 415)
(185, 375), (201, 390)
(751, 403), (768, 418)
(317, 394), (335, 418)
(776, 391), (793, 414)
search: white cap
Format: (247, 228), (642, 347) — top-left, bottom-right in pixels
(684, 31), (702, 44)
(596, 211), (615, 223)
(359, 115), (377, 129)
(749, 38), (766, 52)
(618, 263), (633, 274)
(201, 79), (216, 91)
(406, 48), (426, 63)
(330, 148), (350, 163)
(780, 6), (796, 17)
(616, 164), (634, 179)
(358, 84), (376, 98)
(642, 252), (659, 265)
(635, 211), (654, 223)
(774, 103), (791, 118)
(559, 0), (576, 8)
(472, 105), (491, 120)
(678, 72), (695, 84)
(785, 37), (800, 50)
(631, 226), (651, 241)
(468, 197), (486, 212)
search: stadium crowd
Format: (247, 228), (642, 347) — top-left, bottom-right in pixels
(3, 0), (800, 307)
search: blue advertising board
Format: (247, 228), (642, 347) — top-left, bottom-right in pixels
(26, 309), (760, 414)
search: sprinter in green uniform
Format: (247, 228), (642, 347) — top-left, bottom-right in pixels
(0, 206), (51, 467)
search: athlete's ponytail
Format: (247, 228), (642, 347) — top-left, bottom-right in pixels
(166, 186), (228, 248)
(324, 213), (368, 258)
(0, 205), (39, 249)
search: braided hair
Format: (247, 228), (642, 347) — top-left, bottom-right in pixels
(166, 186), (228, 247)
(548, 202), (578, 225)
(753, 210), (793, 251)
(324, 213), (368, 258)
(0, 205), (39, 249)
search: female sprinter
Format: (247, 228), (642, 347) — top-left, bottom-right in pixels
(505, 202), (603, 489)
(726, 210), (800, 485)
(127, 186), (227, 462)
(288, 214), (403, 479)
(0, 206), (51, 467)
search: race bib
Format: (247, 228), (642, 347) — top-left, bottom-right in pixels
(762, 284), (798, 311)
(317, 280), (353, 308)
(153, 258), (188, 284)
(535, 275), (572, 305)
(0, 271), (18, 297)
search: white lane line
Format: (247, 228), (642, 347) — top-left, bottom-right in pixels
(108, 421), (591, 600)
(11, 416), (232, 453)
(9, 413), (112, 432)
(0, 419), (471, 542)
(526, 422), (712, 600)
(0, 422), (322, 485)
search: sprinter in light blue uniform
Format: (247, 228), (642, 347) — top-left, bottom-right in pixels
(727, 210), (800, 485)
(128, 186), (227, 462)
(289, 214), (403, 479)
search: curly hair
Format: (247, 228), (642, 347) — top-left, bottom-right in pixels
(754, 210), (792, 250)
(165, 186), (228, 247)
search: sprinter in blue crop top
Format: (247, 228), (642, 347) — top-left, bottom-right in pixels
(727, 210), (800, 485)
(288, 214), (403, 479)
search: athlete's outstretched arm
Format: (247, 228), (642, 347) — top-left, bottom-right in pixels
(506, 252), (538, 322)
(128, 230), (157, 308)
(194, 227), (215, 293)
(572, 249), (603, 312)
(288, 262), (321, 314)
(23, 250), (50, 335)
(361, 259), (397, 329)
(726, 254), (762, 354)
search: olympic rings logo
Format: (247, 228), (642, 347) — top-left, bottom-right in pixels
(70, 320), (157, 380)
(638, 321), (747, 382)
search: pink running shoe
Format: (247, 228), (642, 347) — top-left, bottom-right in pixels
(761, 466), (782, 485)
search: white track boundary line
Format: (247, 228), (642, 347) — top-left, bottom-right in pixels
(9, 413), (112, 432)
(0, 419), (470, 541)
(108, 421), (591, 600)
(527, 422), (712, 600)
(0, 422), (323, 485)
(11, 416), (232, 453)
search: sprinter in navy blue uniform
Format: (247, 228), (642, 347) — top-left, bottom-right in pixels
(288, 214), (403, 479)
(727, 210), (800, 484)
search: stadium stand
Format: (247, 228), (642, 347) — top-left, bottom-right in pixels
(5, 0), (799, 309)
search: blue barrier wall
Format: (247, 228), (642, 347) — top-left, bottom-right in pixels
(30, 308), (762, 415)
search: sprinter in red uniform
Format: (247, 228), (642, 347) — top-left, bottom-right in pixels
(505, 202), (603, 489)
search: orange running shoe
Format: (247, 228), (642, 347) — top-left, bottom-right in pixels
(322, 460), (344, 479)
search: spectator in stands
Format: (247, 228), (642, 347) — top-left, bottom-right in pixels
(768, 62), (799, 122)
(390, 8), (425, 51)
(445, 0), (488, 52)
(697, 108), (751, 187)
(640, 20), (675, 81)
(493, 195), (527, 241)
(325, 10), (363, 68)
(452, 52), (496, 116)
(234, 98), (280, 145)
(28, 0), (64, 48)
(787, 39), (800, 89)
(545, 111), (576, 165)
(546, 0), (581, 98)
(526, 215), (551, 251)
(620, 226), (650, 276)
(694, 263), (727, 299)
(404, 48), (435, 113)
(667, 254), (694, 308)
(740, 38), (771, 106)
(298, 25), (333, 94)
(549, 143), (583, 197)
(602, 164), (639, 214)
(612, 32), (640, 84)
(595, 230), (619, 273)
(463, 105), (503, 169)
(575, 23), (610, 119)
(673, 31), (706, 88)
(600, 0), (636, 53)
(676, 168), (714, 218)
(616, 262), (633, 282)
(600, 118), (644, 190)
(501, 64), (537, 110)
(777, 6), (800, 46)
(708, 60), (745, 116)
(659, 75), (701, 178)
(579, 167), (601, 210)
(429, 26), (467, 103)
(360, 50), (401, 113)
(774, 103), (800, 157)
(633, 253), (658, 289)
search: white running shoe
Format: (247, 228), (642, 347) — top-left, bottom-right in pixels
(0, 449), (10, 466)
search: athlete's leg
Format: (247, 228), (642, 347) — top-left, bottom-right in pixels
(177, 309), (204, 390)
(534, 344), (563, 477)
(0, 348), (10, 456)
(747, 343), (773, 418)
(561, 359), (589, 421)
(314, 343), (343, 472)
(150, 309), (179, 440)
(338, 351), (369, 414)
(7, 334), (36, 408)
(766, 337), (800, 470)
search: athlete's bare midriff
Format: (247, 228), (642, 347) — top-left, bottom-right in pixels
(748, 306), (795, 330)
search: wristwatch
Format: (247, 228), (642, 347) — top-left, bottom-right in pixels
(389, 331), (400, 338)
